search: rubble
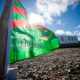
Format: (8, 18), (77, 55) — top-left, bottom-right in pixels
(10, 48), (80, 80)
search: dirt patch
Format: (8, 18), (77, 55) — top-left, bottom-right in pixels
(10, 48), (80, 80)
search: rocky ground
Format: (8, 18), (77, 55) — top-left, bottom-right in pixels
(10, 47), (80, 80)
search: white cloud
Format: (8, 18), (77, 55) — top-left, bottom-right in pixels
(29, 13), (53, 25)
(76, 25), (80, 28)
(55, 30), (73, 35)
(78, 38), (80, 41)
(56, 20), (61, 25)
(63, 23), (66, 26)
(28, 0), (79, 25)
(78, 32), (80, 36)
(73, 30), (79, 35)
(66, 31), (72, 35)
(35, 0), (79, 25)
(72, 1), (80, 9)
(55, 30), (65, 35)
(29, 13), (45, 25)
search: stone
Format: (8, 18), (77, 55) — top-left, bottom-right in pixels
(72, 77), (77, 80)
(49, 67), (52, 71)
(75, 65), (79, 68)
(67, 69), (71, 73)
(10, 48), (80, 80)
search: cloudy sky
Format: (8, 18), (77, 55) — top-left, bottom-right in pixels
(0, 0), (80, 40)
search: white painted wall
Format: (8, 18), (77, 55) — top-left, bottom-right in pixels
(57, 35), (79, 44)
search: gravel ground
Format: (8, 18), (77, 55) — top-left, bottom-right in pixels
(10, 48), (80, 80)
